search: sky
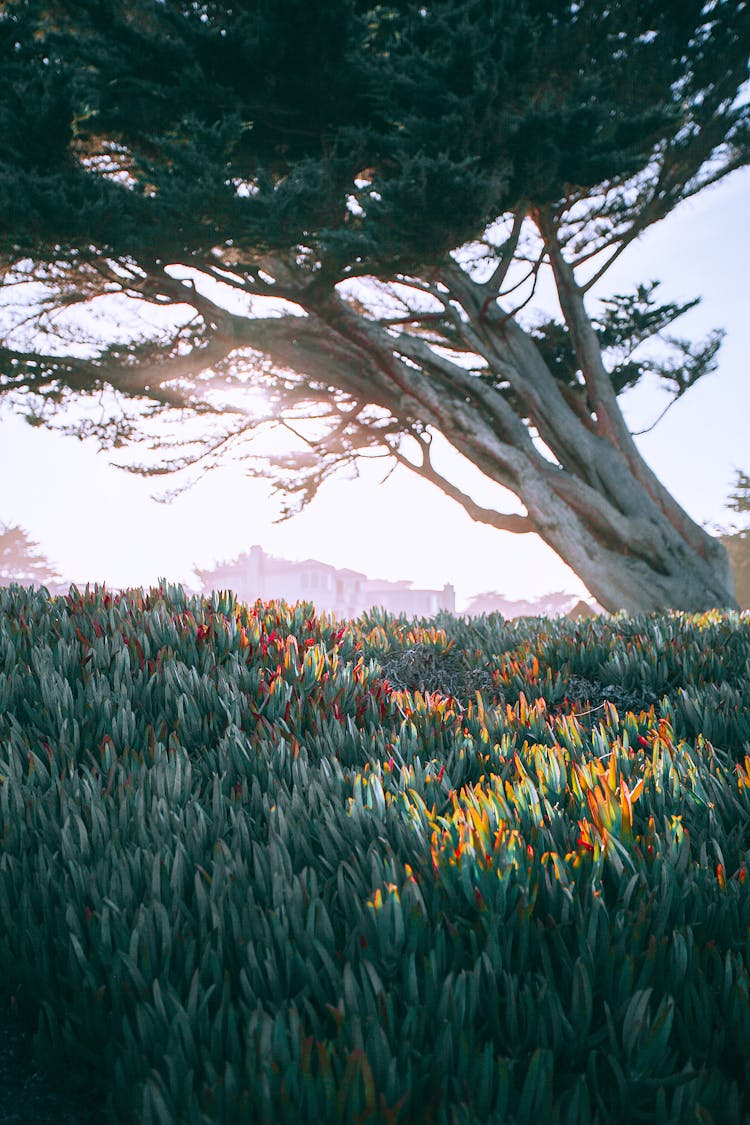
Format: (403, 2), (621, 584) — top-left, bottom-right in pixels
(1, 170), (748, 613)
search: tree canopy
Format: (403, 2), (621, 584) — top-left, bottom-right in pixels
(0, 521), (61, 587)
(714, 470), (750, 611)
(1, 0), (748, 611)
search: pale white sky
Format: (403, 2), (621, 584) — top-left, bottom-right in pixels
(1, 171), (748, 612)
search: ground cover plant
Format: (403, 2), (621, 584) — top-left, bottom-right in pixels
(0, 584), (749, 1123)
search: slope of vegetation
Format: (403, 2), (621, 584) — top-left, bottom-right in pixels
(0, 584), (748, 1123)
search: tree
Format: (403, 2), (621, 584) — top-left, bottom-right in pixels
(0, 522), (62, 587)
(463, 590), (588, 617)
(1, 1), (748, 613)
(713, 470), (750, 610)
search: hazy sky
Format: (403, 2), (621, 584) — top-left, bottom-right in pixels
(1, 170), (748, 613)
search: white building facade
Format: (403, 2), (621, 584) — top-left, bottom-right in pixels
(195, 545), (455, 619)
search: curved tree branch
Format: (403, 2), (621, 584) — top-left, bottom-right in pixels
(382, 430), (534, 534)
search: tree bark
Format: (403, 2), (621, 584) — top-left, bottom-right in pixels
(275, 279), (739, 616)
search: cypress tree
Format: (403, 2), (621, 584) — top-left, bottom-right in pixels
(1, 0), (748, 610)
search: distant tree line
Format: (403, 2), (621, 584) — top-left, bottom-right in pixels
(0, 521), (61, 588)
(716, 470), (750, 610)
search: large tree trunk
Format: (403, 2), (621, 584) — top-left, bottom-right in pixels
(264, 273), (739, 616)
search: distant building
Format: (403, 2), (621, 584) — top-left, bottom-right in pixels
(194, 545), (456, 619)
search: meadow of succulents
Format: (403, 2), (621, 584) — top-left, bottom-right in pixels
(0, 583), (749, 1123)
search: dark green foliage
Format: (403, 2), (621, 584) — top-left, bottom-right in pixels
(365, 642), (499, 705)
(3, 1), (748, 270)
(1, 0), (371, 262)
(0, 993), (101, 1124)
(1, 587), (750, 1121)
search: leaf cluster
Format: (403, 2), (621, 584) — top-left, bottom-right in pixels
(529, 280), (724, 416)
(2, 0), (748, 274)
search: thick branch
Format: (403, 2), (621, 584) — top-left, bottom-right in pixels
(532, 207), (730, 564)
(479, 209), (526, 301)
(534, 206), (630, 448)
(386, 332), (539, 454)
(384, 433), (533, 535)
(300, 289), (543, 499)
